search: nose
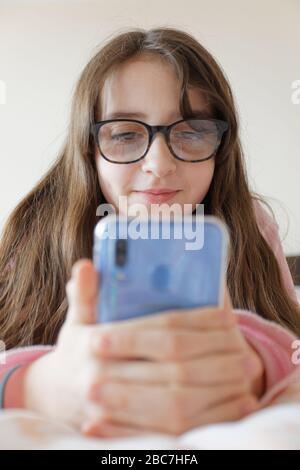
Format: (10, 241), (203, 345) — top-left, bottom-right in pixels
(140, 133), (177, 177)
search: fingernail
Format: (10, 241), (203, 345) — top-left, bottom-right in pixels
(92, 335), (109, 354)
(97, 334), (111, 352)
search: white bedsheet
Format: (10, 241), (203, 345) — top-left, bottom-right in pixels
(0, 403), (300, 450)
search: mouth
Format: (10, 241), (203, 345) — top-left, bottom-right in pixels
(133, 189), (181, 203)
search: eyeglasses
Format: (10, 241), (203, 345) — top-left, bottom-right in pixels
(91, 118), (228, 164)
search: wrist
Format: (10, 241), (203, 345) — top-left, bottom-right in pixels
(22, 352), (54, 413)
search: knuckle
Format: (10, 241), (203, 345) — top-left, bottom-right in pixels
(118, 331), (132, 352)
(172, 362), (190, 383)
(88, 329), (101, 354)
(162, 313), (179, 329)
(118, 390), (130, 409)
(225, 328), (243, 351)
(223, 355), (245, 380)
(165, 334), (182, 360)
(88, 326), (112, 355)
(213, 360), (227, 379)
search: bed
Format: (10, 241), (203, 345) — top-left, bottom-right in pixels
(1, 400), (300, 450)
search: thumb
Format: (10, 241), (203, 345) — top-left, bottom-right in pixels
(66, 258), (99, 325)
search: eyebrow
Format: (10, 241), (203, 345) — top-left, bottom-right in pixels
(104, 110), (212, 120)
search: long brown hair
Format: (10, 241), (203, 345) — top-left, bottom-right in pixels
(1, 27), (299, 349)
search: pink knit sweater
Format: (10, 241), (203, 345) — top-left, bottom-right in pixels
(0, 200), (299, 411)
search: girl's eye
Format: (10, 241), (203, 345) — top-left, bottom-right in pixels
(111, 132), (143, 141)
(174, 131), (206, 140)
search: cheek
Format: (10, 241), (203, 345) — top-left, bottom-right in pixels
(184, 160), (215, 199)
(96, 154), (136, 202)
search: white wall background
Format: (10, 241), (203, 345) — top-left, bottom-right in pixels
(0, 0), (299, 254)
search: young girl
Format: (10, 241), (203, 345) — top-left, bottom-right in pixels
(0, 27), (299, 439)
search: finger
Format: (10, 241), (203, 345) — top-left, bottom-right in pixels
(81, 420), (149, 438)
(182, 394), (258, 434)
(95, 302), (235, 332)
(85, 384), (257, 432)
(86, 381), (256, 435)
(88, 353), (257, 386)
(66, 258), (98, 325)
(170, 353), (259, 385)
(86, 395), (259, 437)
(89, 298), (236, 354)
(91, 327), (245, 361)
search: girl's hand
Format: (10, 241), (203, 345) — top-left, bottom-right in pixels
(80, 271), (265, 437)
(23, 258), (264, 438)
(23, 259), (118, 430)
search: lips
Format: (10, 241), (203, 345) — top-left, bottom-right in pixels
(134, 189), (180, 203)
(135, 188), (180, 194)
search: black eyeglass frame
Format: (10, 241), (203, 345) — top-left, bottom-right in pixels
(91, 118), (229, 164)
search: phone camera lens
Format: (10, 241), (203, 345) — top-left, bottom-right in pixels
(115, 239), (127, 266)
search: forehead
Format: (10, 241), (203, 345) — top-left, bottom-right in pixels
(99, 54), (210, 121)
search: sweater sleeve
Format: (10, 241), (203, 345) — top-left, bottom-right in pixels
(0, 237), (55, 408)
(236, 200), (300, 405)
(252, 199), (299, 306)
(235, 309), (297, 405)
(0, 346), (54, 408)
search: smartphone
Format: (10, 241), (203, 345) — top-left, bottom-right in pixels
(93, 215), (229, 323)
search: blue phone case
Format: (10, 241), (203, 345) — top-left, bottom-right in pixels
(93, 216), (229, 323)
